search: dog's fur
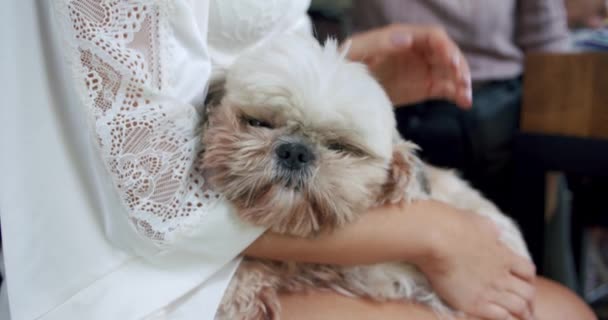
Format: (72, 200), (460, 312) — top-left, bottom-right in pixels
(201, 35), (530, 319)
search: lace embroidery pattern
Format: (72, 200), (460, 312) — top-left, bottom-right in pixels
(60, 0), (220, 244)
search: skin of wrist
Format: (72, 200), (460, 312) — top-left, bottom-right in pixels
(397, 200), (451, 273)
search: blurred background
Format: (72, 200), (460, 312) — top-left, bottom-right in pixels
(308, 0), (608, 318)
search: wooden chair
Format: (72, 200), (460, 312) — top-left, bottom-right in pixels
(521, 52), (608, 140)
(514, 52), (608, 304)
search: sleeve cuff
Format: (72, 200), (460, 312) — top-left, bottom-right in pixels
(166, 199), (266, 265)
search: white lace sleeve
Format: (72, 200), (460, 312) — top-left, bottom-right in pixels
(53, 0), (265, 255)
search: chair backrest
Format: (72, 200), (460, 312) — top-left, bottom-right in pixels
(521, 52), (608, 140)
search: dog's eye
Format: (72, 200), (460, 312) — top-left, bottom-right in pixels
(327, 143), (347, 152)
(247, 118), (272, 129)
(327, 141), (366, 157)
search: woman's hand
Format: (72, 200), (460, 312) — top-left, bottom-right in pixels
(346, 24), (472, 109)
(411, 201), (536, 320)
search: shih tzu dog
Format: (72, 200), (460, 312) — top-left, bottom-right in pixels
(201, 35), (530, 319)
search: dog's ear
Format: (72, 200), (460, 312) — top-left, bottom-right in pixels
(378, 143), (412, 205)
(378, 141), (430, 205)
(204, 77), (226, 108)
(202, 76), (227, 126)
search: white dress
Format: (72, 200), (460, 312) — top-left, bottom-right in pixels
(0, 0), (311, 319)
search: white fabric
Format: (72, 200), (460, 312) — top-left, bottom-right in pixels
(0, 0), (311, 319)
(0, 249), (8, 320)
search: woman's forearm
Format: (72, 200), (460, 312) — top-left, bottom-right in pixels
(243, 200), (446, 266)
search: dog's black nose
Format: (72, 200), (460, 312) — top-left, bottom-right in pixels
(275, 142), (314, 170)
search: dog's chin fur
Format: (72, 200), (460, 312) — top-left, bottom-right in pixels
(205, 35), (530, 320)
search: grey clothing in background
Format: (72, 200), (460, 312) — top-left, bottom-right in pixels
(351, 0), (571, 83)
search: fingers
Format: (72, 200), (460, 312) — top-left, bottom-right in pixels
(477, 303), (510, 320)
(420, 26), (472, 109)
(510, 255), (536, 282)
(454, 50), (472, 108)
(475, 303), (533, 320)
(346, 25), (413, 62)
(504, 275), (536, 316)
(486, 259), (536, 320)
(494, 291), (534, 320)
(504, 275), (536, 304)
(392, 24), (470, 108)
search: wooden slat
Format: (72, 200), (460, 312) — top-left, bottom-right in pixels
(521, 52), (608, 140)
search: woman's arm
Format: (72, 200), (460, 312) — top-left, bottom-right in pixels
(55, 0), (270, 264)
(244, 202), (430, 265)
(245, 199), (537, 320)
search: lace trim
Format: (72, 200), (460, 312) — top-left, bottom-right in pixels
(57, 0), (221, 245)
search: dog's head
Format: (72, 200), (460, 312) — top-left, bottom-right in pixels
(202, 35), (420, 237)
